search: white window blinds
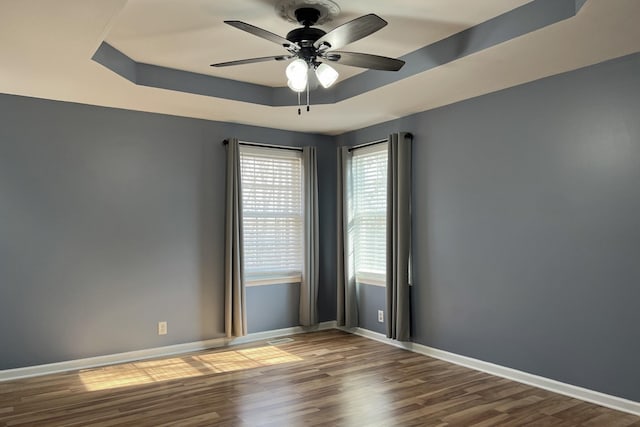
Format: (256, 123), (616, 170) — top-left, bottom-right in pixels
(351, 142), (388, 285)
(240, 145), (303, 285)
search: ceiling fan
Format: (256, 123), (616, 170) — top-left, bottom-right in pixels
(210, 6), (405, 97)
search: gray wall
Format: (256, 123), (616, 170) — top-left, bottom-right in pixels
(357, 283), (386, 334)
(0, 94), (333, 369)
(337, 52), (640, 402)
(246, 283), (300, 333)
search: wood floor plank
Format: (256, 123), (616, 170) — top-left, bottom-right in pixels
(0, 330), (637, 426)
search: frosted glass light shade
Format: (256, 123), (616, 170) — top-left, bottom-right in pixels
(315, 63), (339, 88)
(287, 78), (307, 92)
(286, 59), (308, 92)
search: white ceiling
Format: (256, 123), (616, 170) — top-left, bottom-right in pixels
(1, 0), (639, 135)
(106, 0), (533, 86)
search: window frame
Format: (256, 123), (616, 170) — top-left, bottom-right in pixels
(239, 144), (304, 287)
(349, 141), (388, 287)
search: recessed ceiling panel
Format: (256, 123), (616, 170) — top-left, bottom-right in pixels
(106, 0), (533, 87)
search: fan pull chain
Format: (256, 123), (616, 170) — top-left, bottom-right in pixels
(296, 83), (310, 115)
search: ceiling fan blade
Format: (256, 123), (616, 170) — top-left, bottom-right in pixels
(323, 51), (405, 71)
(224, 21), (297, 50)
(313, 14), (387, 50)
(211, 55), (293, 67)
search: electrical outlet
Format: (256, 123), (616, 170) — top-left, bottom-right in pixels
(158, 321), (167, 335)
(378, 310), (384, 323)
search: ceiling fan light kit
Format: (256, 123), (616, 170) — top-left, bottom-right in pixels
(210, 1), (405, 114)
(286, 59), (338, 92)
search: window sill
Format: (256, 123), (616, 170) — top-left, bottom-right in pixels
(357, 280), (386, 288)
(245, 275), (302, 287)
(356, 273), (386, 287)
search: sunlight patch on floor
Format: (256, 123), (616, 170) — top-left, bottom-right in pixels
(79, 346), (302, 391)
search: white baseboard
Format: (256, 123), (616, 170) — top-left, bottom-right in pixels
(0, 321), (337, 382)
(342, 327), (640, 417)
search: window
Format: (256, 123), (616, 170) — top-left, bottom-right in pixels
(240, 145), (303, 285)
(350, 142), (388, 285)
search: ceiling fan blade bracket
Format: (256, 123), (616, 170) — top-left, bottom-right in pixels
(322, 52), (341, 61)
(317, 42), (332, 54)
(284, 42), (300, 52)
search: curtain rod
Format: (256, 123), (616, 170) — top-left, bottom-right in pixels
(348, 133), (413, 152)
(223, 139), (303, 152)
(348, 138), (388, 152)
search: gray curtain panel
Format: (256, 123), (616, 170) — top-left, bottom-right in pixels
(386, 132), (412, 341)
(300, 146), (319, 326)
(224, 138), (247, 337)
(337, 146), (359, 328)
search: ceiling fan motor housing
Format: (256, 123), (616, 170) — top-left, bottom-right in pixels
(286, 8), (327, 62)
(286, 26), (326, 44)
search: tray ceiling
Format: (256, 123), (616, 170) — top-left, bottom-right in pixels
(1, 0), (639, 135)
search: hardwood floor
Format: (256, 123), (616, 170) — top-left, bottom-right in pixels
(0, 330), (638, 426)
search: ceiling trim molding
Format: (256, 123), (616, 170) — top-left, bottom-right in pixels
(93, 0), (586, 107)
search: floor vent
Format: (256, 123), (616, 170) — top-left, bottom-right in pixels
(267, 338), (294, 345)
